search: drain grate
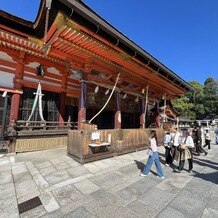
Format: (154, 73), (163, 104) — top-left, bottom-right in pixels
(18, 196), (42, 214)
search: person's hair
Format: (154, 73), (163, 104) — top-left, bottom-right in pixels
(151, 130), (156, 137)
(150, 130), (158, 144)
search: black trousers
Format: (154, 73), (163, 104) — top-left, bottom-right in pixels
(196, 143), (207, 155)
(178, 148), (193, 171)
(204, 139), (211, 149)
(165, 147), (172, 164)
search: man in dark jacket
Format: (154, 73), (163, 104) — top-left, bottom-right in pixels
(195, 125), (208, 156)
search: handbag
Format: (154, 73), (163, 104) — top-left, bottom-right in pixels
(146, 147), (153, 156)
(177, 145), (184, 152)
(168, 142), (174, 147)
(177, 143), (187, 152)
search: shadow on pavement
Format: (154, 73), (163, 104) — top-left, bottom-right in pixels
(193, 159), (218, 171)
(134, 160), (159, 176)
(193, 171), (218, 184)
(134, 160), (144, 171)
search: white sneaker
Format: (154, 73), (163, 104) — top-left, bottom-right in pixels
(156, 175), (165, 179)
(165, 164), (169, 167)
(139, 173), (147, 177)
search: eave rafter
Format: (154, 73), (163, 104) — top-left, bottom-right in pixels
(0, 10), (186, 100)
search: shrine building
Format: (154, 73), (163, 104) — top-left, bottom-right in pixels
(0, 0), (194, 162)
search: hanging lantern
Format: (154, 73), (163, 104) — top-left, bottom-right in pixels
(36, 65), (45, 77)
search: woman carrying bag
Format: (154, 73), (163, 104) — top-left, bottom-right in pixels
(140, 130), (164, 178)
(175, 129), (194, 173)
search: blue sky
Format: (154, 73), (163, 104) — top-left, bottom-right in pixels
(0, 0), (217, 85)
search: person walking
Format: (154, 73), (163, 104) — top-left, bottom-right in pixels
(171, 128), (182, 163)
(163, 131), (173, 166)
(176, 129), (194, 173)
(203, 129), (211, 150)
(140, 130), (164, 178)
(195, 125), (208, 156)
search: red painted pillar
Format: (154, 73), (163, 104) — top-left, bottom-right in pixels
(114, 92), (121, 129)
(9, 53), (25, 125)
(59, 73), (67, 126)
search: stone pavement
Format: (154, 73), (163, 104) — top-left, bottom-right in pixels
(0, 136), (217, 218)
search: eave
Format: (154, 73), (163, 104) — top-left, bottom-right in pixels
(0, 0), (194, 100)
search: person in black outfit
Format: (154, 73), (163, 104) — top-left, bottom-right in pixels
(195, 126), (208, 156)
(163, 131), (173, 166)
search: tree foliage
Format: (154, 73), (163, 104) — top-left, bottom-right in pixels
(203, 77), (218, 118)
(172, 77), (218, 120)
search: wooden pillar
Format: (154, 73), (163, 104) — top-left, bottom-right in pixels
(59, 73), (67, 125)
(154, 101), (160, 128)
(140, 98), (145, 128)
(78, 79), (87, 130)
(9, 52), (25, 125)
(114, 92), (121, 129)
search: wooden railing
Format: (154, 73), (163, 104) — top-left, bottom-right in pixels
(11, 120), (78, 132)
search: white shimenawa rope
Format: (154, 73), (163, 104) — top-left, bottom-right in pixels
(26, 82), (45, 125)
(143, 85), (149, 128)
(89, 73), (120, 124)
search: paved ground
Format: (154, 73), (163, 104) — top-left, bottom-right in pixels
(0, 133), (217, 218)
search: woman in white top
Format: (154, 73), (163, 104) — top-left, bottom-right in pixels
(203, 130), (211, 149)
(163, 131), (173, 166)
(171, 128), (182, 162)
(140, 130), (164, 178)
(177, 129), (194, 173)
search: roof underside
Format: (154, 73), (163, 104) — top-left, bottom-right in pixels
(0, 0), (194, 101)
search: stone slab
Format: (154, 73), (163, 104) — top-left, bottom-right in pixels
(89, 172), (124, 189)
(128, 176), (160, 196)
(44, 170), (70, 185)
(66, 165), (91, 177)
(40, 191), (60, 212)
(83, 162), (101, 173)
(38, 166), (57, 176)
(74, 179), (100, 195)
(35, 161), (53, 169)
(169, 189), (209, 217)
(12, 164), (28, 175)
(0, 183), (16, 200)
(184, 177), (215, 197)
(139, 187), (175, 210)
(85, 192), (136, 218)
(126, 200), (158, 217)
(17, 190), (41, 204)
(0, 196), (19, 218)
(0, 170), (13, 184)
(52, 184), (83, 207)
(63, 206), (95, 218)
(54, 162), (71, 171)
(33, 173), (49, 189)
(156, 205), (189, 218)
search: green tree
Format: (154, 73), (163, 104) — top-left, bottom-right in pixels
(189, 81), (205, 119)
(172, 77), (218, 120)
(203, 77), (218, 118)
(172, 96), (195, 119)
